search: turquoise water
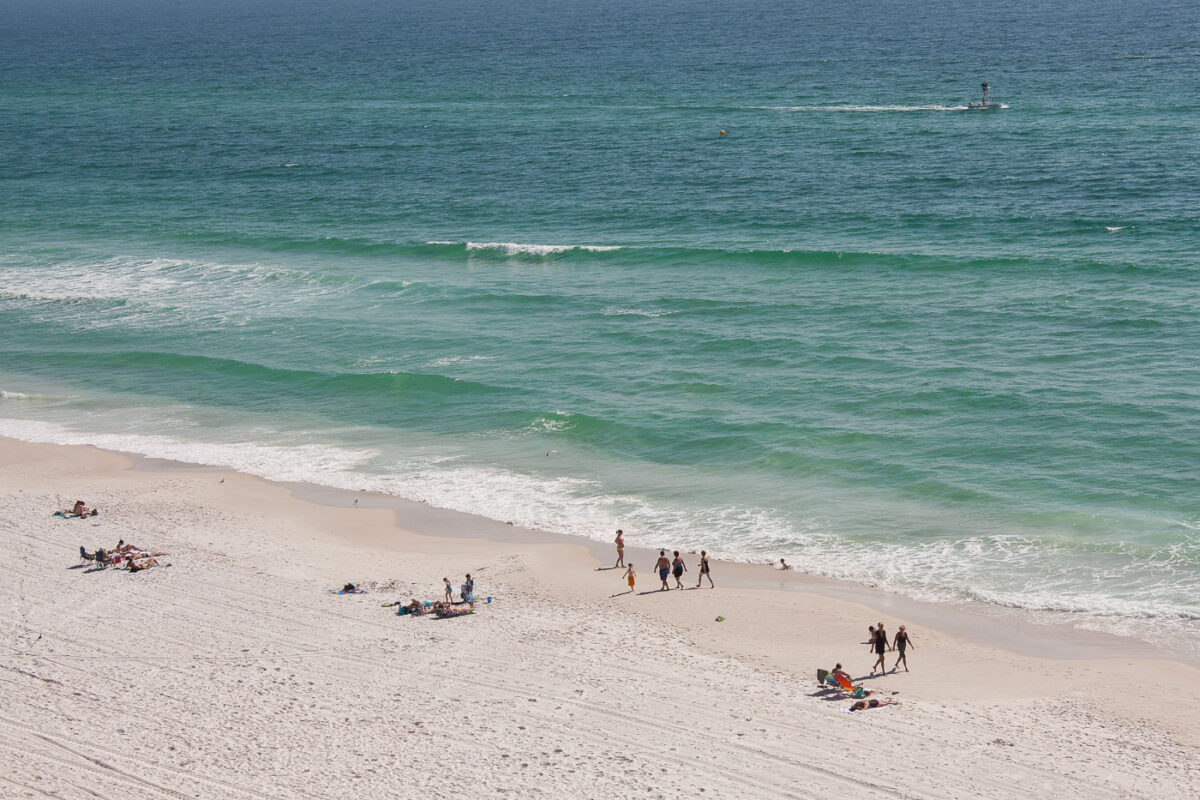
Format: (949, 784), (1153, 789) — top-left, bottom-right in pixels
(2, 0), (1198, 649)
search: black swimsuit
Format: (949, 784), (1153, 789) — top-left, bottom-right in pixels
(896, 632), (908, 653)
(874, 630), (887, 655)
(700, 558), (709, 574)
(672, 559), (684, 577)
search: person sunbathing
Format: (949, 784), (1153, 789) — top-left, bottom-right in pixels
(831, 663), (852, 682)
(127, 557), (160, 572)
(849, 698), (900, 711)
(407, 599), (424, 614)
(57, 501), (97, 517)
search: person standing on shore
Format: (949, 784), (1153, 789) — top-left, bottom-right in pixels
(671, 551), (687, 589)
(655, 550), (671, 591)
(866, 625), (877, 652)
(871, 622), (889, 676)
(462, 573), (474, 603)
(622, 563), (636, 594)
(892, 625), (914, 672)
(695, 550), (714, 588)
(614, 529), (625, 568)
(443, 577), (452, 602)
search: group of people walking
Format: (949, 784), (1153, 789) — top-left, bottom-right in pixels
(868, 621), (914, 674)
(613, 530), (714, 592)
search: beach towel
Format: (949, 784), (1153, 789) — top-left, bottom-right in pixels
(330, 588), (367, 595)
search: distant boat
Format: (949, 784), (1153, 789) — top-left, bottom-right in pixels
(967, 82), (1001, 111)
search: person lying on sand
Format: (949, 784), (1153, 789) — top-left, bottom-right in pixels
(849, 698), (900, 711)
(56, 501), (98, 517)
(110, 542), (167, 559)
(127, 557), (161, 572)
(385, 598), (427, 615)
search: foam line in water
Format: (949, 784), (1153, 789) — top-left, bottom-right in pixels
(461, 241), (623, 256)
(754, 104), (969, 112)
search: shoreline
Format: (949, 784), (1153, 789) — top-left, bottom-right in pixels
(60, 434), (1193, 668)
(4, 433), (1200, 798)
(2, 414), (1194, 664)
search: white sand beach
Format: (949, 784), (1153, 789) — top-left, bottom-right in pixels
(2, 435), (1198, 799)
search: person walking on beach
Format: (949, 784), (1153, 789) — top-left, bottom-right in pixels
(892, 625), (914, 672)
(671, 550), (687, 589)
(695, 550), (714, 588)
(866, 626), (876, 652)
(614, 529), (625, 568)
(655, 550), (671, 591)
(443, 577), (453, 602)
(870, 622), (889, 676)
(622, 563), (636, 594)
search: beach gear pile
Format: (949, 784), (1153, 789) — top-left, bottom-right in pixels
(817, 669), (873, 699)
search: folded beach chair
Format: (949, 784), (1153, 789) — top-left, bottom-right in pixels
(832, 672), (871, 698)
(817, 669), (869, 695)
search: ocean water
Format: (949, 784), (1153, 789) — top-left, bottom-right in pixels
(2, 0), (1198, 652)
